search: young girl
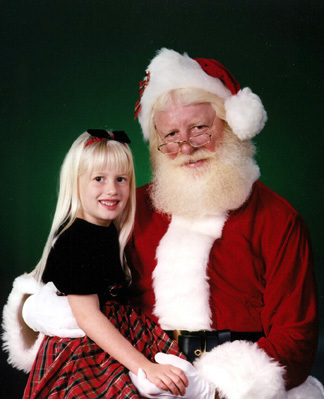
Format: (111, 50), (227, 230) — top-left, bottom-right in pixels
(23, 130), (188, 398)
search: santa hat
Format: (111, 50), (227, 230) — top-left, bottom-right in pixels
(135, 48), (267, 141)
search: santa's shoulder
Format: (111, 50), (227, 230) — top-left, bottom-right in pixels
(227, 180), (310, 240)
(244, 180), (301, 218)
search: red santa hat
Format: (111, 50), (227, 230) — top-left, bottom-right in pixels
(135, 48), (267, 141)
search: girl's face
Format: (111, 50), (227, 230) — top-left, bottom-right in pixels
(77, 167), (130, 227)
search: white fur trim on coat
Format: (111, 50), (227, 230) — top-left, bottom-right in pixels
(194, 340), (286, 399)
(153, 213), (227, 330)
(2, 273), (45, 373)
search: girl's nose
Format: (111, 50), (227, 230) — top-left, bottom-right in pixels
(105, 181), (118, 194)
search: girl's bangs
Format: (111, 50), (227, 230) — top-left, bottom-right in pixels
(81, 141), (132, 176)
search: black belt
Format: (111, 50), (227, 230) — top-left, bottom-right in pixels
(164, 329), (264, 362)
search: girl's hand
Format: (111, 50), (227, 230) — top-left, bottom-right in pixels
(144, 363), (188, 396)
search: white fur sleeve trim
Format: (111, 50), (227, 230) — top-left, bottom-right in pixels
(194, 340), (286, 399)
(1, 273), (45, 373)
(287, 376), (324, 399)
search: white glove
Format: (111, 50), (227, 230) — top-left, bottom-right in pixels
(129, 368), (174, 398)
(129, 353), (215, 399)
(155, 353), (215, 399)
(22, 282), (85, 338)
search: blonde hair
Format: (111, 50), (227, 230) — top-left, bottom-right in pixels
(32, 132), (136, 282)
(149, 87), (228, 151)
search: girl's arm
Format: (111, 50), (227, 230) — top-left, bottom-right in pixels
(68, 294), (188, 396)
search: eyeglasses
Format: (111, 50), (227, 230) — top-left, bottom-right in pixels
(157, 132), (212, 154)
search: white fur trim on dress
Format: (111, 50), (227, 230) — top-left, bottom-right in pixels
(138, 48), (267, 141)
(194, 340), (286, 399)
(153, 213), (227, 330)
(2, 273), (45, 373)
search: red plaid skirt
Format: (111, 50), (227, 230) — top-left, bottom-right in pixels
(23, 302), (184, 399)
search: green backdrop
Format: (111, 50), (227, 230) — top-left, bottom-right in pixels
(1, 1), (323, 396)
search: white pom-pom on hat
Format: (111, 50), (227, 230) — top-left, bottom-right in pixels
(135, 48), (267, 141)
(225, 87), (267, 140)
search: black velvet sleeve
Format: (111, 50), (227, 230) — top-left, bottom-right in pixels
(42, 219), (126, 298)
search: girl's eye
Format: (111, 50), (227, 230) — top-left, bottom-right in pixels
(95, 177), (104, 182)
(117, 176), (126, 183)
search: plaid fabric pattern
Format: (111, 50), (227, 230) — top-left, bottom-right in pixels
(23, 302), (185, 399)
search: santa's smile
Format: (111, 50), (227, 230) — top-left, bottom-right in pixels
(184, 158), (208, 168)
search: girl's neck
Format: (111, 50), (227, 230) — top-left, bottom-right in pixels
(76, 216), (112, 228)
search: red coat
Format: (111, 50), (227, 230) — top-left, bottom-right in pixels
(126, 180), (318, 393)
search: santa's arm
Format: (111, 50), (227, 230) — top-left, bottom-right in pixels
(194, 213), (320, 399)
(258, 213), (318, 387)
(22, 281), (85, 338)
(2, 274), (85, 373)
(2, 274), (45, 373)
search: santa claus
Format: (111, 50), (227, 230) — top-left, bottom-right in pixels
(126, 48), (324, 398)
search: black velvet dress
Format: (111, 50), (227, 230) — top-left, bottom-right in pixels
(24, 219), (184, 399)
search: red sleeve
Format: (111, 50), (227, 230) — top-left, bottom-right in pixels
(257, 212), (318, 389)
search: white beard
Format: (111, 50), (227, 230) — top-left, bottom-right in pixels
(150, 131), (260, 217)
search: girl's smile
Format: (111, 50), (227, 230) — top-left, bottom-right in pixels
(100, 200), (119, 209)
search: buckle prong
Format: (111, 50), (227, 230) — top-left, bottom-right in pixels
(173, 329), (181, 343)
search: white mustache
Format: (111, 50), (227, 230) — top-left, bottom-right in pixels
(171, 149), (214, 166)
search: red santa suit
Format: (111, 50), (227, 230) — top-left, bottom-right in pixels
(126, 180), (319, 398)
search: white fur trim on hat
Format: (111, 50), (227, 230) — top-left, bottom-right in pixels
(194, 340), (286, 399)
(2, 273), (45, 373)
(225, 87), (267, 140)
(138, 48), (267, 141)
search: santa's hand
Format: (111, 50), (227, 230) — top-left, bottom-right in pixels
(22, 282), (85, 338)
(155, 353), (215, 399)
(129, 368), (174, 398)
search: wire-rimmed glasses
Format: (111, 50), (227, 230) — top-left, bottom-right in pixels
(157, 131), (212, 154)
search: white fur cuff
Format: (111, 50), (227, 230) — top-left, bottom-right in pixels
(194, 340), (286, 399)
(287, 376), (324, 399)
(2, 273), (45, 373)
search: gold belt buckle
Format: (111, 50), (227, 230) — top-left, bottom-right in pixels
(172, 329), (206, 358)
